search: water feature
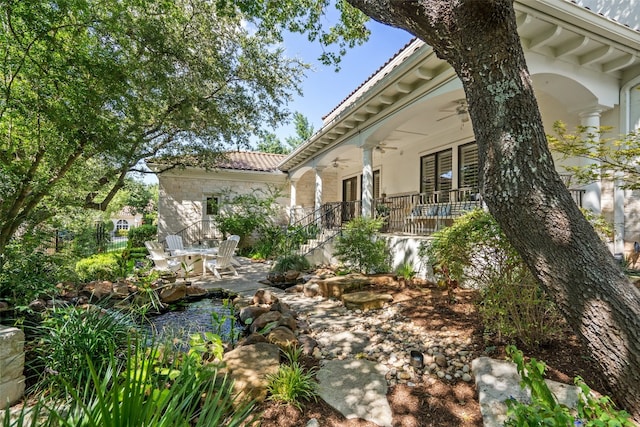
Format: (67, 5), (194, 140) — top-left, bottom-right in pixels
(146, 296), (243, 344)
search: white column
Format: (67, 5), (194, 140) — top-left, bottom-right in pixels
(314, 167), (324, 221)
(289, 178), (298, 221)
(579, 110), (602, 214)
(362, 147), (373, 218)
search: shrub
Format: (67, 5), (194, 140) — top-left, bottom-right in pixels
(214, 189), (284, 247)
(29, 306), (135, 393)
(420, 209), (564, 348)
(333, 217), (391, 274)
(272, 254), (311, 273)
(266, 347), (318, 410)
(75, 253), (119, 282)
(127, 224), (157, 248)
(505, 346), (633, 426)
(0, 241), (69, 307)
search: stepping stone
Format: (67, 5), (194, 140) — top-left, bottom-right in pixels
(342, 291), (393, 311)
(316, 359), (392, 427)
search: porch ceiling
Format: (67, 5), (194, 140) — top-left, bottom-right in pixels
(278, 0), (640, 173)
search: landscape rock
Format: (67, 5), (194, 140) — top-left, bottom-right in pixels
(317, 359), (392, 427)
(250, 311), (282, 334)
(252, 289), (279, 305)
(185, 284), (207, 297)
(267, 326), (298, 349)
(158, 283), (187, 303)
(303, 282), (321, 297)
(222, 342), (281, 403)
(82, 280), (113, 300)
(315, 274), (370, 298)
(239, 306), (270, 324)
(341, 291), (393, 311)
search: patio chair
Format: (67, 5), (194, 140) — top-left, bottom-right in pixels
(145, 241), (167, 254)
(227, 234), (241, 266)
(165, 234), (184, 256)
(204, 238), (239, 279)
(145, 241), (182, 273)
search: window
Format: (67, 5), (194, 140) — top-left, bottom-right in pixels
(342, 176), (358, 202)
(420, 149), (452, 201)
(373, 170), (381, 199)
(459, 142), (479, 190)
(116, 220), (129, 231)
(205, 196), (220, 216)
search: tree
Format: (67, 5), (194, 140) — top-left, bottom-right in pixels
(336, 0), (640, 418)
(256, 112), (315, 154)
(284, 112), (315, 152)
(548, 122), (640, 190)
(256, 133), (289, 154)
(0, 0), (316, 256)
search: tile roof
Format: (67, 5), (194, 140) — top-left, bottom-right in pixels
(217, 151), (287, 172)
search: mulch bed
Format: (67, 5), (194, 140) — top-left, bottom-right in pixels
(254, 277), (611, 427)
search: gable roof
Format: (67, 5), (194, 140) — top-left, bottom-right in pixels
(217, 151), (287, 172)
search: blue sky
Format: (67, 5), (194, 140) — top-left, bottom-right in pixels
(272, 21), (413, 142)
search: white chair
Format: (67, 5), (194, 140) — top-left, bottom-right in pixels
(165, 234), (184, 256)
(204, 239), (239, 279)
(227, 235), (241, 266)
(145, 241), (182, 273)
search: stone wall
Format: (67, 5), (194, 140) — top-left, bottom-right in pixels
(0, 325), (25, 407)
(157, 168), (289, 241)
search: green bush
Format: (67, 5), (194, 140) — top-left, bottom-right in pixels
(420, 209), (564, 348)
(75, 253), (119, 282)
(29, 306), (135, 393)
(213, 188), (284, 249)
(0, 238), (75, 307)
(266, 347), (318, 410)
(272, 254), (311, 273)
(127, 224), (157, 248)
(333, 217), (390, 274)
(505, 346), (633, 427)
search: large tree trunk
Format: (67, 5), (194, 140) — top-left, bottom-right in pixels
(349, 0), (640, 419)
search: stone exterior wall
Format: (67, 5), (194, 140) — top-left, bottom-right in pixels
(157, 168), (289, 241)
(0, 325), (25, 407)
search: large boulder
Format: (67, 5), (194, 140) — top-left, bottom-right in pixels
(222, 342), (281, 403)
(315, 274), (371, 298)
(342, 291), (393, 311)
(250, 311), (282, 334)
(267, 326), (298, 350)
(158, 283), (187, 303)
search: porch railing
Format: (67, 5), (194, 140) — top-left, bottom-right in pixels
(373, 188), (483, 235)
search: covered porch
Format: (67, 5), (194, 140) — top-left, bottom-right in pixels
(279, 6), (630, 244)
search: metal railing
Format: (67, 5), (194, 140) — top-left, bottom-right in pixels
(162, 220), (222, 247)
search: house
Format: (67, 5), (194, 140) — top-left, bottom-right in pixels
(154, 1), (640, 273)
(151, 151), (289, 244)
(276, 0), (640, 269)
(110, 207), (143, 236)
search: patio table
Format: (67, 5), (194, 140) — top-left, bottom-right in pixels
(173, 247), (219, 277)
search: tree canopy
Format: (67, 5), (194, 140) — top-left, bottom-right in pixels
(256, 112), (315, 154)
(0, 0), (368, 254)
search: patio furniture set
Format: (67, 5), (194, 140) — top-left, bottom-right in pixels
(145, 235), (240, 279)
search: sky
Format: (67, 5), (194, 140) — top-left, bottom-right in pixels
(273, 21), (413, 142)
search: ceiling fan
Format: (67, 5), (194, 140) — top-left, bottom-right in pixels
(375, 142), (398, 153)
(330, 157), (350, 168)
(436, 99), (469, 123)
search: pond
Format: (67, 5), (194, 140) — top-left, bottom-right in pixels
(146, 296), (243, 345)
